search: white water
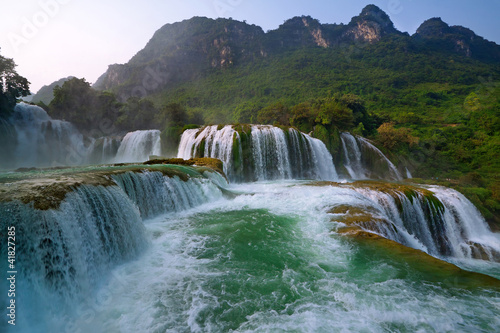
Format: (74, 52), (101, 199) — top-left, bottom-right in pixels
(340, 132), (366, 179)
(86, 137), (121, 165)
(351, 185), (500, 261)
(3, 103), (87, 168)
(114, 130), (161, 163)
(430, 186), (500, 259)
(178, 125), (337, 182)
(251, 125), (292, 180)
(31, 181), (499, 333)
(0, 169), (224, 332)
(0, 104), (170, 168)
(112, 170), (224, 219)
(340, 132), (402, 181)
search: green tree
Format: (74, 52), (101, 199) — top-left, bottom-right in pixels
(290, 102), (315, 133)
(117, 97), (156, 130)
(49, 78), (98, 130)
(376, 122), (418, 150)
(315, 99), (354, 130)
(0, 50), (30, 117)
(257, 101), (290, 125)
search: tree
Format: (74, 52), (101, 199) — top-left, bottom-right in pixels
(0, 50), (30, 117)
(49, 78), (98, 130)
(155, 103), (188, 128)
(290, 102), (315, 133)
(315, 99), (354, 130)
(257, 101), (290, 125)
(376, 122), (418, 150)
(117, 97), (156, 131)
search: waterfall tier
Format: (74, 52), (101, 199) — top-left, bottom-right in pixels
(1, 103), (87, 169)
(113, 130), (162, 163)
(331, 182), (500, 262)
(0, 103), (166, 169)
(178, 125), (337, 182)
(1, 167), (499, 332)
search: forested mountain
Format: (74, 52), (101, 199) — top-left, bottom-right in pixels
(93, 4), (500, 103)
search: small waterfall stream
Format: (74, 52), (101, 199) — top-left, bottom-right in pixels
(340, 132), (402, 181)
(113, 130), (162, 163)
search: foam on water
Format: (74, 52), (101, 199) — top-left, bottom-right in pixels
(65, 182), (500, 332)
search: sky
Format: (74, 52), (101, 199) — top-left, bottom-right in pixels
(1, 0), (499, 93)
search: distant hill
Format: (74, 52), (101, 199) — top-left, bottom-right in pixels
(31, 76), (75, 104)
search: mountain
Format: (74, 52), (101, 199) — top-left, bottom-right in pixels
(93, 4), (500, 103)
(414, 17), (500, 61)
(93, 17), (266, 96)
(31, 76), (75, 105)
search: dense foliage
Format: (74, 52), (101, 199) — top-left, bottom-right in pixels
(0, 49), (30, 117)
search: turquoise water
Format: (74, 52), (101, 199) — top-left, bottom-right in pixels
(64, 182), (500, 332)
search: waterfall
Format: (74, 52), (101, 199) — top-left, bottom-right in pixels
(351, 185), (500, 261)
(2, 103), (87, 169)
(251, 125), (292, 180)
(114, 130), (162, 163)
(0, 104), (169, 168)
(0, 166), (223, 331)
(112, 170), (223, 219)
(339, 132), (402, 181)
(340, 132), (366, 179)
(177, 125), (337, 182)
(0, 184), (147, 328)
(86, 136), (121, 165)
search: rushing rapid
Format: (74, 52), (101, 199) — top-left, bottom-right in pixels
(2, 174), (500, 332)
(41, 182), (500, 332)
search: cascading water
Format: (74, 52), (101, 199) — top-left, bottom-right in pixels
(340, 132), (402, 181)
(350, 185), (500, 261)
(86, 136), (121, 165)
(0, 104), (168, 169)
(1, 103), (87, 169)
(20, 181), (498, 333)
(111, 169), (223, 219)
(0, 166), (224, 332)
(0, 184), (147, 332)
(340, 132), (366, 179)
(178, 125), (337, 182)
(113, 130), (162, 163)
(251, 125), (292, 180)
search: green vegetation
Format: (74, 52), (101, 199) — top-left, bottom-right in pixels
(30, 76), (74, 105)
(0, 49), (30, 117)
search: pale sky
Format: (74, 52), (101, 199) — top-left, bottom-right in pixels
(1, 0), (499, 93)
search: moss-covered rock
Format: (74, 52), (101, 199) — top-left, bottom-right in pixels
(337, 222), (500, 289)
